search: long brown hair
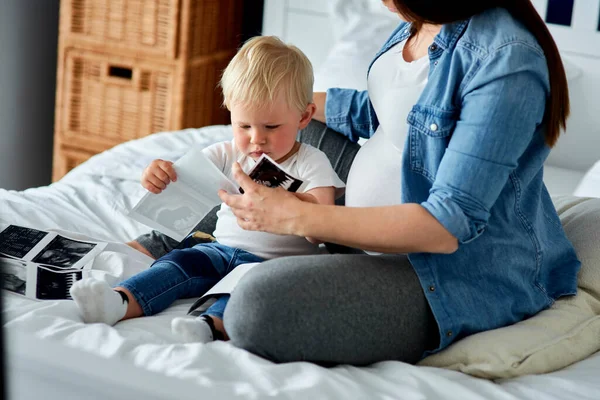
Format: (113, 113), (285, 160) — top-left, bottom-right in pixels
(393, 0), (569, 147)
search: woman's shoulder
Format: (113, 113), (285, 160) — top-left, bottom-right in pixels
(458, 7), (544, 58)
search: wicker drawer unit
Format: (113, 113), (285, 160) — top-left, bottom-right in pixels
(55, 148), (97, 178)
(59, 49), (176, 154)
(52, 0), (244, 182)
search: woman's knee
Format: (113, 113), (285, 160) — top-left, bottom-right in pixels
(223, 258), (321, 358)
(223, 263), (280, 353)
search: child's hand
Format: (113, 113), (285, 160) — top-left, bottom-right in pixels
(141, 159), (177, 194)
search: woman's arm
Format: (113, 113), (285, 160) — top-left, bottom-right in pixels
(313, 92), (326, 123)
(295, 186), (335, 244)
(219, 163), (458, 254)
(313, 89), (375, 142)
(294, 201), (458, 254)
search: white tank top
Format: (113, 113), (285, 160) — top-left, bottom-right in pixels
(345, 39), (430, 209)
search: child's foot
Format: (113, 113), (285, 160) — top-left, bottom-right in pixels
(69, 278), (128, 325)
(171, 316), (215, 343)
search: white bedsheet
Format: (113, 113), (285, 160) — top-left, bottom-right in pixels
(2, 125), (600, 400)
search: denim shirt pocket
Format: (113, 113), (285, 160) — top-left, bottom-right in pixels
(407, 105), (457, 181)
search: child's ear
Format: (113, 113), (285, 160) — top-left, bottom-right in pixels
(298, 103), (317, 129)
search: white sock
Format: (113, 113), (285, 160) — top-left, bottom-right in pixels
(171, 316), (215, 343)
(69, 278), (128, 325)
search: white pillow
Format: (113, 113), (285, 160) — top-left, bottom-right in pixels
(327, 0), (397, 42)
(574, 160), (600, 198)
(543, 164), (585, 196)
(313, 0), (399, 92)
(418, 196), (600, 379)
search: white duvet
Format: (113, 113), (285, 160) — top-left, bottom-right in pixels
(2, 125), (600, 400)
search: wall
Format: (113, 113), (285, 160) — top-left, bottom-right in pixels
(0, 0), (59, 190)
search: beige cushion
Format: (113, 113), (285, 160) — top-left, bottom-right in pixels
(418, 196), (600, 379)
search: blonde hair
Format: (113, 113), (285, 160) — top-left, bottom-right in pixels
(220, 36), (314, 114)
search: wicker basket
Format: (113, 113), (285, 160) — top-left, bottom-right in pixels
(61, 0), (243, 59)
(53, 0), (245, 181)
(55, 147), (96, 179)
(59, 49), (175, 153)
(57, 48), (235, 155)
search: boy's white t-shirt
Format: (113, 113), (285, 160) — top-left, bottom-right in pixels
(202, 140), (345, 260)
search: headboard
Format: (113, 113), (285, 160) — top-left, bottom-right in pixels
(263, 0), (600, 173)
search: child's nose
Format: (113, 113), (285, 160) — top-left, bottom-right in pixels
(250, 130), (267, 144)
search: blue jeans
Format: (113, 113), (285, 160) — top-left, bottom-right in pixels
(119, 242), (263, 319)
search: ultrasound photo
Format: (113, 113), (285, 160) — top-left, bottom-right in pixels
(133, 186), (212, 238)
(242, 155), (303, 193)
(35, 265), (83, 300)
(0, 256), (27, 296)
(0, 225), (48, 258)
(0, 225), (104, 299)
(31, 236), (97, 268)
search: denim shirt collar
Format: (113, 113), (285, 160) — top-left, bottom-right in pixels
(435, 19), (469, 51)
(367, 18), (469, 75)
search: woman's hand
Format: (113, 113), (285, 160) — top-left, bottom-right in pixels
(218, 162), (306, 235)
(141, 159), (177, 194)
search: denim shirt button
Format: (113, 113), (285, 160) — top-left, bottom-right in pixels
(430, 123), (438, 132)
(429, 285), (435, 292)
(430, 44), (438, 51)
(446, 331), (453, 337)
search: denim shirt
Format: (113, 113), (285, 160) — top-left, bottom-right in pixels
(325, 7), (580, 354)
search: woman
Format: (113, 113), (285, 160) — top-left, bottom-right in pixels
(132, 0), (580, 365)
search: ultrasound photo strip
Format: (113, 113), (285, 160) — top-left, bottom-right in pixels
(36, 265), (83, 300)
(0, 224), (106, 272)
(242, 153), (304, 194)
(0, 224), (106, 300)
(31, 235), (98, 269)
(0, 225), (48, 259)
(0, 257), (85, 300)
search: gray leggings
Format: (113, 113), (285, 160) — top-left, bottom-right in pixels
(134, 120), (439, 365)
(224, 253), (439, 366)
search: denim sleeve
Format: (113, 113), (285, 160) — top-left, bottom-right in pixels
(421, 44), (549, 244)
(324, 88), (377, 142)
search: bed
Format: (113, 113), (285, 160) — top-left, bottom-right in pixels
(4, 0), (600, 399)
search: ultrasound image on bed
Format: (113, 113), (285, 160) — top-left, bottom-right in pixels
(0, 225), (48, 258)
(0, 257), (27, 296)
(31, 235), (96, 268)
(36, 265), (83, 300)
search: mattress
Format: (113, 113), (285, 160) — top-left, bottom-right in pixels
(2, 125), (600, 400)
